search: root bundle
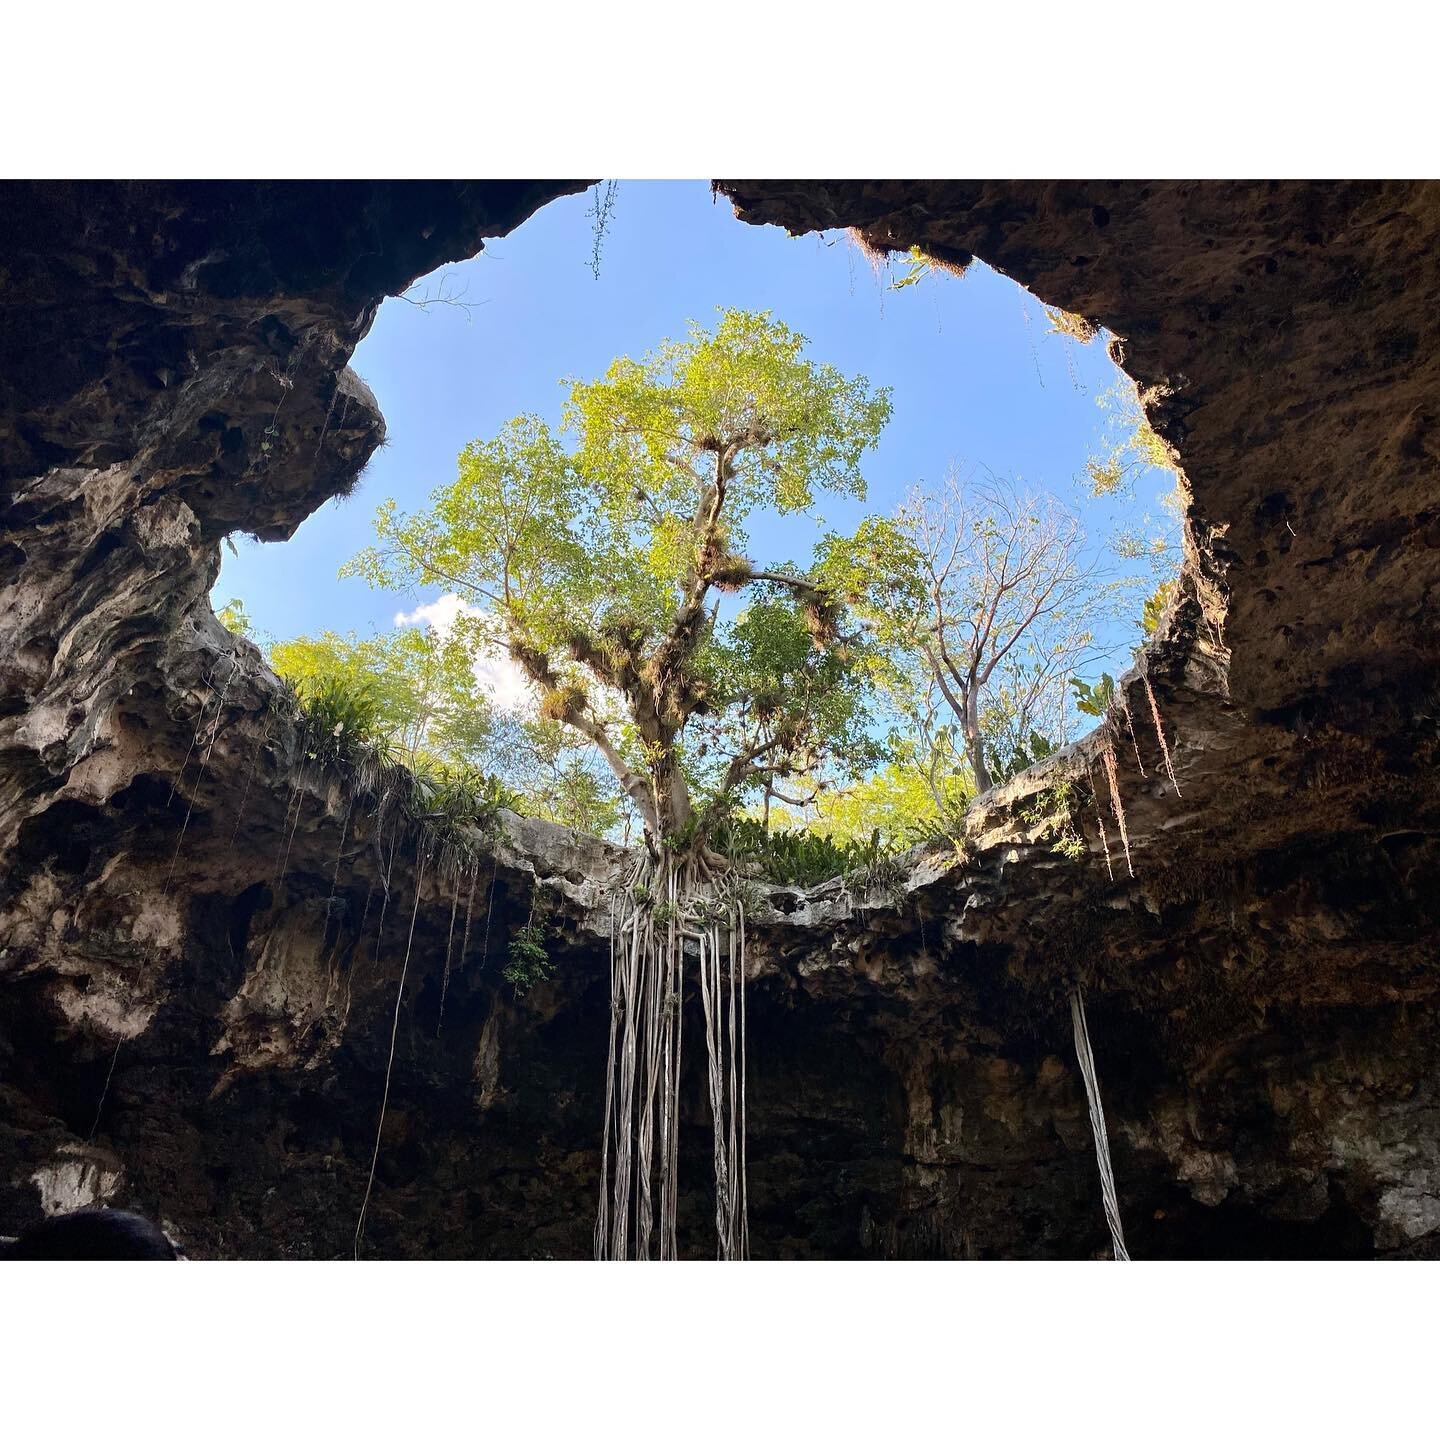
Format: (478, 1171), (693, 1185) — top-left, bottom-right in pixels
(596, 852), (748, 1260)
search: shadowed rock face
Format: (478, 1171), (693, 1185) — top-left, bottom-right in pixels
(2, 180), (1438, 1259)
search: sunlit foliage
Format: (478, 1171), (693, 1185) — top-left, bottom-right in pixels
(344, 308), (891, 855)
(216, 596), (253, 638)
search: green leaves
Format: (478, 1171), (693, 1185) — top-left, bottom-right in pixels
(889, 246), (935, 290)
(815, 515), (927, 645)
(984, 727), (1057, 785)
(712, 813), (891, 888)
(567, 308), (892, 527)
(701, 593), (880, 799)
(1142, 578), (1176, 636)
(797, 757), (974, 851)
(1070, 672), (1116, 718)
(215, 596), (253, 638)
(503, 920), (552, 994)
(271, 624), (498, 770)
(292, 670), (390, 767)
(340, 308), (893, 847)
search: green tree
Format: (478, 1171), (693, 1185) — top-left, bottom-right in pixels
(345, 310), (893, 1259)
(344, 308), (891, 857)
(507, 716), (624, 836)
(1085, 379), (1184, 636)
(269, 624), (626, 833)
(270, 623), (497, 771)
(1041, 325), (1184, 644)
(778, 753), (974, 850)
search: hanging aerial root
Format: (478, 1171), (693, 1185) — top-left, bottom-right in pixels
(435, 866), (465, 1037)
(1142, 674), (1181, 797)
(478, 856), (499, 970)
(88, 1036), (124, 1142)
(1087, 762), (1115, 882)
(736, 895), (749, 1257)
(1120, 694), (1146, 777)
(229, 712), (276, 849)
(1070, 988), (1130, 1261)
(342, 877), (375, 1028)
(165, 656), (242, 893)
(319, 797), (355, 994)
(275, 761), (312, 888)
(328, 798), (354, 904)
(596, 854), (748, 1262)
(340, 807), (399, 1028)
(1100, 740), (1134, 878)
(168, 655), (233, 807)
(355, 844), (429, 1259)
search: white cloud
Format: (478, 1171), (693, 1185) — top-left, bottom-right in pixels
(393, 593), (471, 635)
(393, 592), (534, 714)
(472, 651), (533, 714)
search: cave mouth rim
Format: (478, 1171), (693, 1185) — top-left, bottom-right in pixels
(205, 179), (1198, 862)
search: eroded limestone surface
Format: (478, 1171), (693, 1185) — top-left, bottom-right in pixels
(2, 180), (1437, 1257)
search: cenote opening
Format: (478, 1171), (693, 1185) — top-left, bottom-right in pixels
(212, 178), (1183, 868)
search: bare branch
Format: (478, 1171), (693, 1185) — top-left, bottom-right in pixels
(897, 466), (1108, 793)
(396, 273), (489, 319)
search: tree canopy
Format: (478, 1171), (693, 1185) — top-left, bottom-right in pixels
(344, 308), (892, 854)
(269, 624), (622, 836)
(271, 623), (496, 770)
(235, 299), (1185, 863)
(820, 468), (1105, 795)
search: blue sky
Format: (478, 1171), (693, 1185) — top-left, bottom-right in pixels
(214, 180), (1173, 685)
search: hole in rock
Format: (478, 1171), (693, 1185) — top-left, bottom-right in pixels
(212, 180), (1184, 865)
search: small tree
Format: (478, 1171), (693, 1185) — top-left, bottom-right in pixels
(270, 625), (623, 834)
(507, 715), (624, 836)
(1085, 379), (1184, 639)
(827, 468), (1103, 795)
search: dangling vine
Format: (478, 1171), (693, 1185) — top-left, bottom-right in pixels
(1070, 987), (1130, 1261)
(1120, 692), (1147, 777)
(1087, 759), (1115, 882)
(586, 180), (619, 280)
(354, 840), (428, 1260)
(166, 655), (242, 893)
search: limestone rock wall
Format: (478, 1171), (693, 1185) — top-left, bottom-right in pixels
(1, 179), (1437, 1257)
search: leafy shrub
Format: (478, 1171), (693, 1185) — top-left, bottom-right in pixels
(287, 670), (519, 862)
(1019, 778), (1087, 859)
(714, 814), (893, 889)
(409, 760), (519, 847)
(905, 801), (969, 852)
(503, 921), (552, 993)
(296, 672), (391, 766)
(984, 729), (1058, 787)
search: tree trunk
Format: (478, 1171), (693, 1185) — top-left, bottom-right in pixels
(963, 692), (993, 794)
(649, 741), (694, 849)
